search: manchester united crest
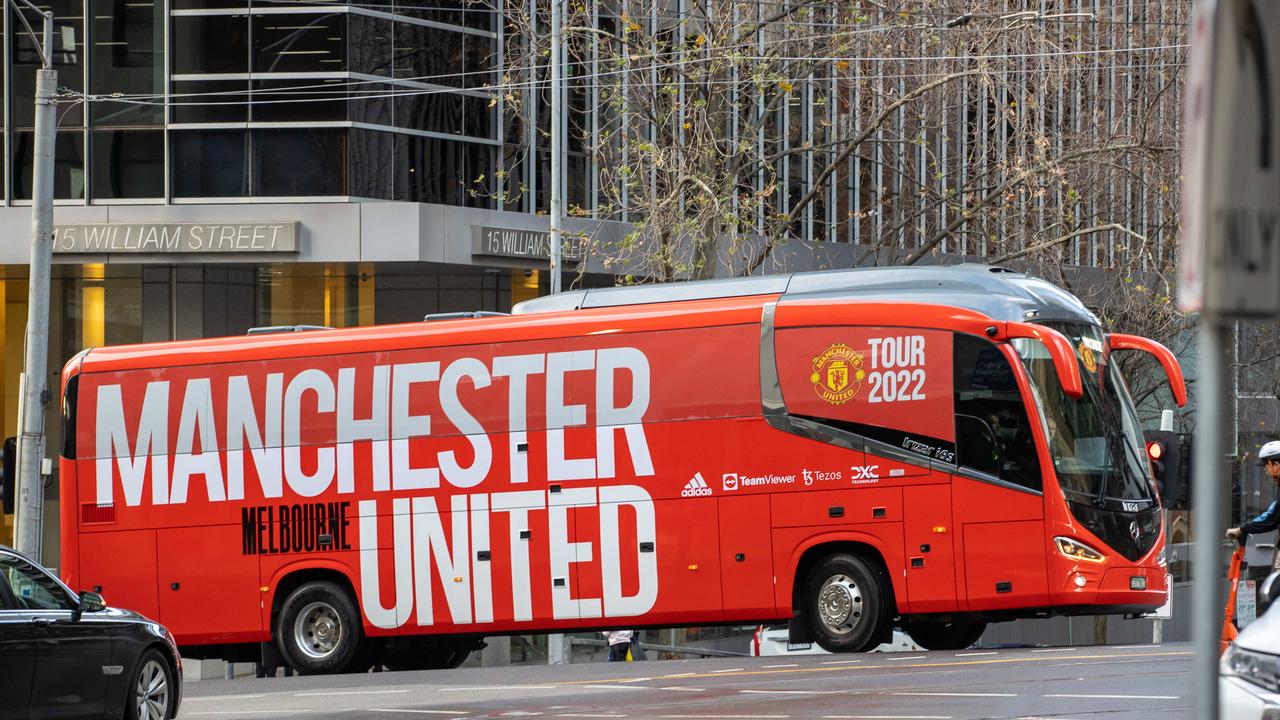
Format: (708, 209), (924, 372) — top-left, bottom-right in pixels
(810, 343), (864, 405)
(1079, 343), (1097, 374)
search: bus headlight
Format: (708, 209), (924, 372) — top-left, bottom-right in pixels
(1055, 537), (1106, 563)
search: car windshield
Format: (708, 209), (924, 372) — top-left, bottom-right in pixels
(1012, 322), (1153, 503)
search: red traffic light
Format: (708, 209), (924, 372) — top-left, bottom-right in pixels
(1147, 440), (1164, 461)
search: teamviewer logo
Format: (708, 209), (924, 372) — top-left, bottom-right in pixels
(722, 473), (739, 491)
(682, 473), (713, 497)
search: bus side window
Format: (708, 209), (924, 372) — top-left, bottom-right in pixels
(953, 334), (1042, 492)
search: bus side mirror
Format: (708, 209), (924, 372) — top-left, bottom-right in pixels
(1003, 323), (1083, 400)
(1, 436), (15, 515)
(1108, 334), (1187, 407)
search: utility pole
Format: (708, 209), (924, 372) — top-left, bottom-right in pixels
(548, 0), (563, 294)
(13, 3), (57, 562)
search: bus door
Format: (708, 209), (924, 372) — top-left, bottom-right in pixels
(157, 523), (263, 642)
(719, 493), (773, 621)
(902, 484), (960, 612)
(950, 334), (1049, 610)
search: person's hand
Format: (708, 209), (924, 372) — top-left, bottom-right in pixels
(1226, 527), (1242, 540)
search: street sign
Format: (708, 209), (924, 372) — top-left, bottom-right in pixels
(1237, 578), (1257, 627)
(1150, 574), (1174, 620)
(1180, 0), (1280, 318)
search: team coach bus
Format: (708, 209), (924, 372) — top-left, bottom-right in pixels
(56, 265), (1185, 673)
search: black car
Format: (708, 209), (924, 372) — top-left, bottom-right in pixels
(0, 545), (182, 719)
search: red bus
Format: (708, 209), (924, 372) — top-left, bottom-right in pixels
(58, 265), (1185, 673)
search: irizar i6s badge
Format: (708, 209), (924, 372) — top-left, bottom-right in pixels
(810, 343), (864, 406)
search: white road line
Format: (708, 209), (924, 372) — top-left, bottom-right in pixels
(295, 689), (411, 697)
(740, 690), (845, 695)
(367, 711), (470, 716)
(184, 707), (311, 712)
(710, 668), (746, 673)
(1044, 694), (1180, 700)
(761, 663), (799, 669)
(954, 652), (998, 657)
(500, 713), (544, 717)
(664, 673), (698, 678)
(660, 687), (708, 692)
(883, 656), (928, 661)
(820, 659), (863, 665)
(1030, 648), (1076, 653)
(619, 677), (654, 683)
(439, 686), (557, 692)
(822, 716), (953, 719)
(585, 685), (651, 691)
(184, 694), (269, 702)
(556, 715), (628, 718)
(659, 715), (790, 719)
(888, 692), (1017, 698)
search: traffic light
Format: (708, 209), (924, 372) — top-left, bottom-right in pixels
(1145, 430), (1191, 509)
(1, 436), (15, 515)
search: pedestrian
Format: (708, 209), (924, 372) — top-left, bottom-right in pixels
(602, 630), (633, 662)
(629, 630), (646, 661)
(1227, 440), (1280, 570)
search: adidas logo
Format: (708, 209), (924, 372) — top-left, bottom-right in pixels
(682, 473), (713, 497)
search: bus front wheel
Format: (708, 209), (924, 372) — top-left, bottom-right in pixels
(904, 619), (987, 651)
(276, 581), (363, 675)
(803, 553), (887, 653)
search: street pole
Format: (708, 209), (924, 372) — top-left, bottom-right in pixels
(1192, 320), (1228, 720)
(548, 0), (562, 295)
(13, 7), (57, 562)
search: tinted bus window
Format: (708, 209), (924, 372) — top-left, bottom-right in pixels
(953, 334), (1041, 492)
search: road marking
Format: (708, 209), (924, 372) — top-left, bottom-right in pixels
(822, 716), (953, 719)
(500, 713), (543, 717)
(366, 707), (471, 712)
(889, 692), (1017, 698)
(1030, 648), (1076, 653)
(1044, 694), (1180, 700)
(820, 660), (863, 665)
(954, 652), (997, 657)
(585, 685), (651, 691)
(439, 686), (558, 692)
(884, 656), (927, 661)
(664, 673), (697, 678)
(659, 716), (790, 719)
(711, 668), (745, 673)
(184, 694), (269, 702)
(660, 687), (708, 692)
(619, 677), (654, 683)
(740, 690), (845, 695)
(761, 663), (799, 669)
(556, 715), (628, 718)
(295, 690), (411, 697)
(186, 712), (310, 716)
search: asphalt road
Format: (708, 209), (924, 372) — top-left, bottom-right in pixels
(178, 643), (1193, 720)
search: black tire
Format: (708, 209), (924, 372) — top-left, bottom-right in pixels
(802, 553), (888, 653)
(905, 619), (988, 651)
(276, 581), (363, 675)
(126, 649), (176, 720)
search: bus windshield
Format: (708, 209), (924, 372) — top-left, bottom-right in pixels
(1013, 322), (1153, 504)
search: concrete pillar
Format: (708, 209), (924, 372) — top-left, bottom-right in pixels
(481, 636), (511, 667)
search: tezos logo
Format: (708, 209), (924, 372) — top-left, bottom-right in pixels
(683, 473), (713, 497)
(810, 343), (864, 406)
(722, 473), (739, 491)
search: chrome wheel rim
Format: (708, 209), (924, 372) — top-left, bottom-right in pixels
(135, 659), (169, 720)
(294, 600), (343, 660)
(817, 573), (863, 635)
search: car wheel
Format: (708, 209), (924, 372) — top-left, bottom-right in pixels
(277, 581), (362, 675)
(904, 619), (987, 651)
(127, 649), (175, 720)
(803, 553), (887, 653)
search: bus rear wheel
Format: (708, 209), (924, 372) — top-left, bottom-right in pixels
(904, 619), (987, 651)
(803, 553), (887, 653)
(276, 581), (363, 675)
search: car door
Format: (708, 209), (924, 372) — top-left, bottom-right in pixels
(0, 553), (112, 719)
(0, 574), (35, 720)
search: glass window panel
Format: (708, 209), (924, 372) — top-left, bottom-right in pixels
(171, 0), (245, 8)
(12, 131), (86, 200)
(394, 0), (463, 26)
(395, 90), (461, 135)
(462, 94), (493, 139)
(350, 83), (393, 126)
(90, 0), (163, 125)
(253, 13), (345, 73)
(171, 79), (248, 123)
(462, 33), (493, 89)
(252, 128), (346, 196)
(11, 1), (85, 127)
(348, 14), (391, 76)
(171, 130), (248, 197)
(396, 136), (491, 207)
(173, 14), (248, 74)
(394, 22), (463, 86)
(91, 129), (163, 199)
(251, 78), (348, 122)
(349, 129), (394, 200)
